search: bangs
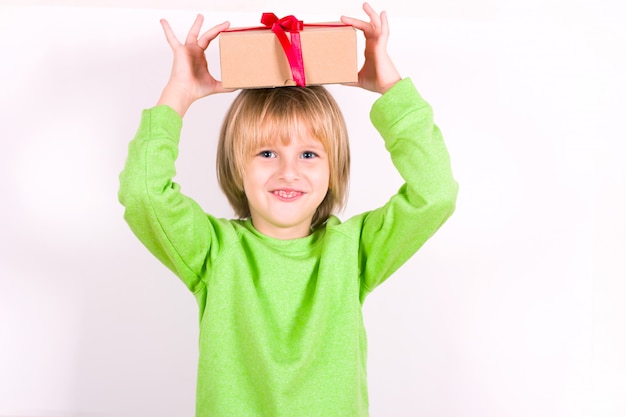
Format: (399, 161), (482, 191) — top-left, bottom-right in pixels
(243, 110), (326, 154)
(231, 88), (334, 171)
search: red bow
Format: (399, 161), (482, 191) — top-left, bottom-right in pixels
(260, 13), (306, 86)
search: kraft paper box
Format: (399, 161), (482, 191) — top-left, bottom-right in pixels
(219, 24), (358, 89)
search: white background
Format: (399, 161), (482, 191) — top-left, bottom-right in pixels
(0, 0), (624, 416)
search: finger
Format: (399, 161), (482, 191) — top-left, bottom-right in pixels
(185, 14), (204, 45)
(160, 19), (181, 48)
(380, 11), (390, 38)
(197, 20), (230, 50)
(362, 2), (382, 28)
(362, 2), (376, 17)
(212, 80), (238, 94)
(340, 15), (371, 33)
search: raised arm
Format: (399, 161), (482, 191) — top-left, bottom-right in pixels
(342, 5), (458, 295)
(118, 16), (234, 293)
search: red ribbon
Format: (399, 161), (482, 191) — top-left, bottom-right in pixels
(260, 13), (306, 86)
(224, 14), (350, 87)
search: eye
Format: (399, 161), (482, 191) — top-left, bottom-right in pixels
(258, 150), (276, 158)
(301, 151), (317, 159)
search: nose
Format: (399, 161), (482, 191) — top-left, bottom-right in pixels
(278, 156), (299, 182)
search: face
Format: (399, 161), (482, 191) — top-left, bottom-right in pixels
(242, 133), (330, 240)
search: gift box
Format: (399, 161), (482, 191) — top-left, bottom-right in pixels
(219, 14), (358, 89)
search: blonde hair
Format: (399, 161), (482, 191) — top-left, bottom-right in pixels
(217, 86), (350, 229)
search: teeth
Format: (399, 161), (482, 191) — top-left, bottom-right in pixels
(275, 190), (299, 198)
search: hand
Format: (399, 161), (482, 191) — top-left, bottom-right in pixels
(341, 3), (401, 94)
(157, 14), (232, 117)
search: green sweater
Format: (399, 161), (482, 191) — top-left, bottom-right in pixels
(119, 78), (458, 416)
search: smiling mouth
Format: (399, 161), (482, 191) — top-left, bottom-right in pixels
(272, 190), (304, 200)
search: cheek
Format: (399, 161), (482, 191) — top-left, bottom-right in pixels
(316, 163), (331, 189)
(241, 170), (256, 195)
(242, 163), (274, 194)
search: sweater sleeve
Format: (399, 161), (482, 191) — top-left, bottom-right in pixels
(358, 78), (458, 296)
(118, 105), (221, 294)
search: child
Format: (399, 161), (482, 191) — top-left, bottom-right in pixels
(119, 3), (458, 416)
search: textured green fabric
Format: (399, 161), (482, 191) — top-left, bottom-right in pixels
(119, 78), (458, 416)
